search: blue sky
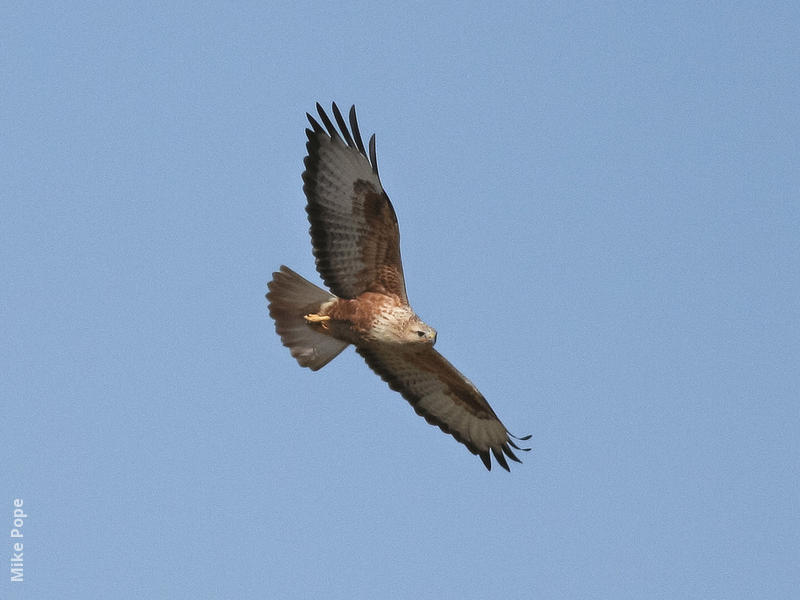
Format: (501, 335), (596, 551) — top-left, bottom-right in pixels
(3, 3), (798, 599)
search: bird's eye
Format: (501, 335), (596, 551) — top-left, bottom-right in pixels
(416, 330), (426, 337)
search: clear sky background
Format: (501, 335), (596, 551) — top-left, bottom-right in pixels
(3, 3), (798, 599)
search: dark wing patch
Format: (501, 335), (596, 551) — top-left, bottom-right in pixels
(357, 346), (531, 471)
(303, 103), (407, 302)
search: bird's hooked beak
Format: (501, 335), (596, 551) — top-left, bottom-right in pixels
(427, 327), (438, 345)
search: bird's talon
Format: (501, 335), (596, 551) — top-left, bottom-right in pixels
(305, 313), (331, 328)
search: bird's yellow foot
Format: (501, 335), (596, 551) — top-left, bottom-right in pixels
(305, 313), (331, 329)
(305, 313), (329, 330)
(304, 313), (330, 323)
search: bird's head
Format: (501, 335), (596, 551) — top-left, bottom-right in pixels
(403, 316), (437, 346)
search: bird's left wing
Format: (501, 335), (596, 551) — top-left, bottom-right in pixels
(357, 346), (530, 471)
(303, 103), (408, 303)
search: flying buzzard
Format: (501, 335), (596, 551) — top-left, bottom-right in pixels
(267, 103), (530, 470)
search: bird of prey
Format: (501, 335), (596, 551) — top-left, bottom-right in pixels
(266, 103), (530, 470)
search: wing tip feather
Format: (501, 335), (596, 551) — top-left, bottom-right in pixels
(492, 447), (510, 471)
(305, 101), (378, 174)
(368, 134), (379, 176)
(479, 451), (492, 471)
